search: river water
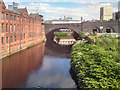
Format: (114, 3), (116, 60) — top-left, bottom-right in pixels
(2, 42), (76, 88)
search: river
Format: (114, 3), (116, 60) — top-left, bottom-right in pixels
(2, 41), (76, 88)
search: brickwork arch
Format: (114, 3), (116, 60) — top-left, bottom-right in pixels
(103, 26), (115, 33)
(45, 28), (79, 41)
(90, 27), (101, 33)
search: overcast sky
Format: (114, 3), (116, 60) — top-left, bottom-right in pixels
(3, 0), (119, 20)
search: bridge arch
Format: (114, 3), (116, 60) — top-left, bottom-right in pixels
(45, 24), (81, 34)
(90, 27), (100, 33)
(46, 27), (79, 40)
(103, 26), (115, 33)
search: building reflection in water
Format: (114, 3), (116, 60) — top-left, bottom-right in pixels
(2, 43), (45, 88)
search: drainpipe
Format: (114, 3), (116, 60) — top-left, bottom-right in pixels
(33, 18), (34, 43)
(81, 17), (83, 32)
(8, 13), (11, 52)
(0, 2), (2, 54)
(19, 15), (22, 49)
(28, 17), (30, 45)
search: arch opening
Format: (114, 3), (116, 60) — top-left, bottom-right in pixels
(106, 29), (111, 33)
(45, 28), (79, 46)
(103, 27), (115, 33)
(91, 27), (100, 33)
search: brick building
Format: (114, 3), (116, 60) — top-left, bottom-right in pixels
(0, 0), (45, 55)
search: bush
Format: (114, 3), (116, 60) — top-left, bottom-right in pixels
(79, 31), (85, 39)
(71, 43), (120, 88)
(54, 32), (67, 37)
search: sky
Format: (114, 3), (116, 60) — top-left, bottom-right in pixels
(3, 0), (119, 20)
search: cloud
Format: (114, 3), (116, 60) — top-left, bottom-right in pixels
(24, 2), (117, 20)
(77, 1), (100, 5)
(3, 0), (119, 2)
(4, 0), (118, 20)
(17, 2), (96, 20)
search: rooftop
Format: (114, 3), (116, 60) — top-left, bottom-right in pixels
(30, 13), (38, 18)
(6, 9), (21, 14)
(15, 8), (26, 13)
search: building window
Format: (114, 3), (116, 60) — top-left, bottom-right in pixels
(20, 35), (22, 40)
(2, 12), (4, 19)
(6, 24), (8, 32)
(6, 37), (8, 43)
(10, 25), (12, 32)
(10, 15), (12, 20)
(17, 17), (19, 21)
(14, 36), (16, 42)
(6, 14), (8, 19)
(14, 25), (16, 31)
(1, 24), (4, 32)
(1, 37), (4, 44)
(14, 16), (16, 20)
(11, 36), (13, 43)
(20, 18), (22, 21)
(24, 34), (25, 39)
(16, 25), (18, 31)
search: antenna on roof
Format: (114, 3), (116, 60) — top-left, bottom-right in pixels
(36, 1), (40, 13)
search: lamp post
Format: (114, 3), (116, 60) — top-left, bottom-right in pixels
(100, 26), (103, 33)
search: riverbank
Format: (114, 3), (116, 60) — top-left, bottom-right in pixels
(70, 35), (120, 88)
(0, 39), (46, 60)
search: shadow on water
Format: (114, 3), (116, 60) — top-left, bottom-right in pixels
(70, 68), (79, 89)
(2, 43), (45, 88)
(45, 38), (72, 58)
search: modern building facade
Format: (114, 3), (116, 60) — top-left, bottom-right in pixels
(8, 2), (18, 10)
(113, 11), (120, 21)
(0, 0), (45, 56)
(100, 7), (113, 21)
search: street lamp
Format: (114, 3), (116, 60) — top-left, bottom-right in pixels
(100, 26), (103, 33)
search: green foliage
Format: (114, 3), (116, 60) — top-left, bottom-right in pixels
(56, 37), (60, 42)
(111, 36), (120, 39)
(89, 36), (98, 40)
(54, 32), (67, 37)
(95, 37), (119, 63)
(44, 22), (52, 24)
(79, 31), (85, 39)
(42, 39), (45, 42)
(71, 37), (120, 88)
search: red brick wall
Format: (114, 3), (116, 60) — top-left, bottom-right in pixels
(0, 1), (45, 54)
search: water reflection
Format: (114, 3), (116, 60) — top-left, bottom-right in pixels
(2, 43), (45, 88)
(26, 56), (75, 88)
(2, 42), (76, 88)
(45, 38), (72, 58)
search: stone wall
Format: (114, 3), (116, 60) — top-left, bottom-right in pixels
(45, 21), (118, 34)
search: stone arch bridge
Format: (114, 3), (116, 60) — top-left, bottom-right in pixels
(44, 21), (118, 34)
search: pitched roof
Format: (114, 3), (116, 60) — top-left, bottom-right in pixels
(0, 0), (3, 2)
(15, 8), (26, 13)
(6, 9), (21, 14)
(29, 13), (38, 18)
(0, 0), (6, 9)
